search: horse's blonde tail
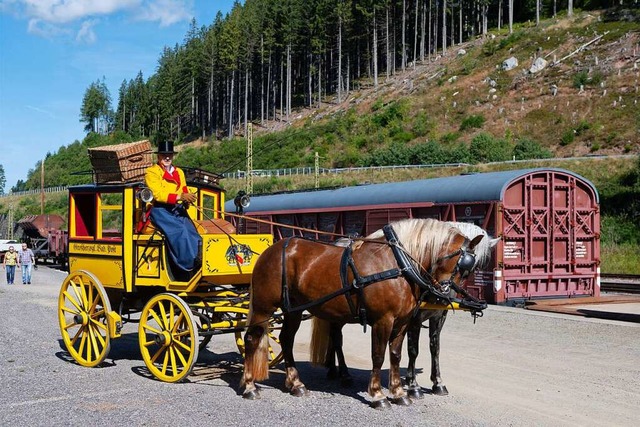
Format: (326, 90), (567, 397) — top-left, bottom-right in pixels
(309, 317), (331, 366)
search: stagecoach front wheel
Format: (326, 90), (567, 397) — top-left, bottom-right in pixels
(138, 293), (199, 383)
(234, 309), (284, 368)
(58, 270), (112, 367)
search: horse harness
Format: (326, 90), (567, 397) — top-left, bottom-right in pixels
(279, 224), (484, 330)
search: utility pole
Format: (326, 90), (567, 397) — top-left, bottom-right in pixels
(246, 123), (253, 195)
(40, 158), (45, 215)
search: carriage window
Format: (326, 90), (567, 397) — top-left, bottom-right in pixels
(72, 193), (97, 238)
(201, 191), (220, 220)
(99, 193), (123, 240)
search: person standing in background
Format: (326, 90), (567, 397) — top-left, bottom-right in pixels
(3, 246), (18, 285)
(18, 243), (35, 284)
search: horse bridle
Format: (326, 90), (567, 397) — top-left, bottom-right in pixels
(429, 243), (477, 295)
(383, 224), (480, 306)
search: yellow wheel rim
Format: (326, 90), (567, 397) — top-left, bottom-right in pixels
(235, 309), (283, 368)
(139, 293), (199, 382)
(58, 270), (111, 367)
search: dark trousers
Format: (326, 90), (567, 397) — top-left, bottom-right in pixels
(150, 204), (202, 271)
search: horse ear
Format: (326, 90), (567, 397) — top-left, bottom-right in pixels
(488, 237), (501, 249)
(469, 234), (484, 249)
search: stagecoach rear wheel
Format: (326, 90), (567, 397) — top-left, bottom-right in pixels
(57, 270), (112, 367)
(234, 309), (284, 368)
(138, 293), (199, 383)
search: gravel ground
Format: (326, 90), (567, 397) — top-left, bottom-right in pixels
(1, 266), (639, 426)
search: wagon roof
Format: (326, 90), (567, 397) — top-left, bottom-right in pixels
(238, 168), (599, 213)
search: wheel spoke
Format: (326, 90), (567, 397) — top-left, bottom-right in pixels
(142, 323), (162, 335)
(169, 303), (175, 331)
(150, 346), (165, 364)
(173, 343), (188, 367)
(149, 308), (164, 329)
(158, 302), (168, 329)
(169, 346), (179, 376)
(63, 290), (83, 313)
(173, 337), (191, 353)
(161, 349), (170, 374)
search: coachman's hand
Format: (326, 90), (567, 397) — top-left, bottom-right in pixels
(179, 192), (197, 204)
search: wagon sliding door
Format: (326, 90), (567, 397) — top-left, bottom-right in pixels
(498, 170), (600, 303)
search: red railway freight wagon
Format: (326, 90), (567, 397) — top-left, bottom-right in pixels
(225, 168), (600, 305)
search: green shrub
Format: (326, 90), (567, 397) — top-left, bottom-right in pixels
(513, 138), (553, 160)
(412, 112), (433, 137)
(573, 71), (589, 88)
(469, 133), (512, 163)
(590, 143), (601, 152)
(482, 40), (499, 56)
(440, 132), (460, 144)
(460, 114), (486, 131)
(575, 120), (591, 136)
(560, 130), (575, 146)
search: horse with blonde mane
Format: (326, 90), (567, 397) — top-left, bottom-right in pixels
(241, 218), (484, 408)
(310, 221), (499, 397)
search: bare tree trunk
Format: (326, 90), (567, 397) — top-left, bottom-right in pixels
(509, 0), (514, 34)
(338, 14), (343, 102)
(442, 0), (447, 55)
(317, 54), (322, 108)
(568, 0), (573, 17)
(279, 57), (283, 121)
(308, 54), (313, 107)
(402, 0), (407, 71)
(373, 10), (379, 87)
(483, 2), (488, 35)
(228, 71), (234, 139)
(536, 0), (540, 26)
(420, 0), (425, 61)
(386, 3), (391, 79)
(260, 36), (264, 124)
(287, 43), (291, 119)
(428, 0), (432, 60)
(498, 0), (503, 30)
(459, 2), (462, 44)
(413, 0), (418, 67)
(244, 68), (249, 136)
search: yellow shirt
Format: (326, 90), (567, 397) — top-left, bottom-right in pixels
(144, 163), (189, 204)
(4, 251), (18, 266)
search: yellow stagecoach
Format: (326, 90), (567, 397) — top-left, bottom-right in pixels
(57, 168), (278, 382)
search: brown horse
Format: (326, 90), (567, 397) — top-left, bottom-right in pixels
(311, 221), (499, 397)
(240, 218), (484, 408)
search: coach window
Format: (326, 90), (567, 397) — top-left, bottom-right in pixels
(71, 193), (97, 238)
(200, 190), (220, 220)
(98, 193), (123, 240)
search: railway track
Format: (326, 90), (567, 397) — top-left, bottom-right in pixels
(600, 273), (640, 294)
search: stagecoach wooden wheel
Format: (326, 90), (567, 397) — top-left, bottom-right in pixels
(58, 270), (112, 367)
(138, 293), (199, 383)
(234, 309), (284, 368)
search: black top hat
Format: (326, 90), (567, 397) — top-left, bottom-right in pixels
(155, 141), (175, 154)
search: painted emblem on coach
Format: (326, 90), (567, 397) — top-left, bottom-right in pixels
(225, 244), (253, 266)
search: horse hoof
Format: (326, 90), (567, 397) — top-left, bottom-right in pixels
(407, 388), (424, 399)
(432, 385), (449, 396)
(290, 386), (309, 397)
(243, 389), (261, 400)
(391, 396), (412, 406)
(370, 398), (391, 410)
(340, 376), (353, 387)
